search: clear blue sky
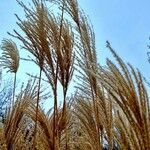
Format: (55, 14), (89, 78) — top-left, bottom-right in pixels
(79, 0), (150, 79)
(0, 0), (150, 80)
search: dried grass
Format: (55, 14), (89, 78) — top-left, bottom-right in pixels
(0, 0), (150, 150)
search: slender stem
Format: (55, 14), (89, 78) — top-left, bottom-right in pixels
(53, 68), (58, 149)
(12, 73), (17, 108)
(53, 1), (65, 149)
(33, 67), (42, 150)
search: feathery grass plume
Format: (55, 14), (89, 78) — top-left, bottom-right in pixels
(57, 0), (80, 27)
(96, 41), (150, 149)
(52, 13), (74, 150)
(0, 39), (19, 74)
(37, 0), (74, 148)
(0, 39), (20, 108)
(42, 0), (67, 148)
(65, 1), (109, 147)
(75, 14), (103, 150)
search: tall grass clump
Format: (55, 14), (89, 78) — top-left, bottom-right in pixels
(0, 0), (149, 150)
(0, 39), (20, 107)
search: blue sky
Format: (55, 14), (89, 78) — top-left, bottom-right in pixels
(79, 0), (150, 79)
(0, 0), (150, 80)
